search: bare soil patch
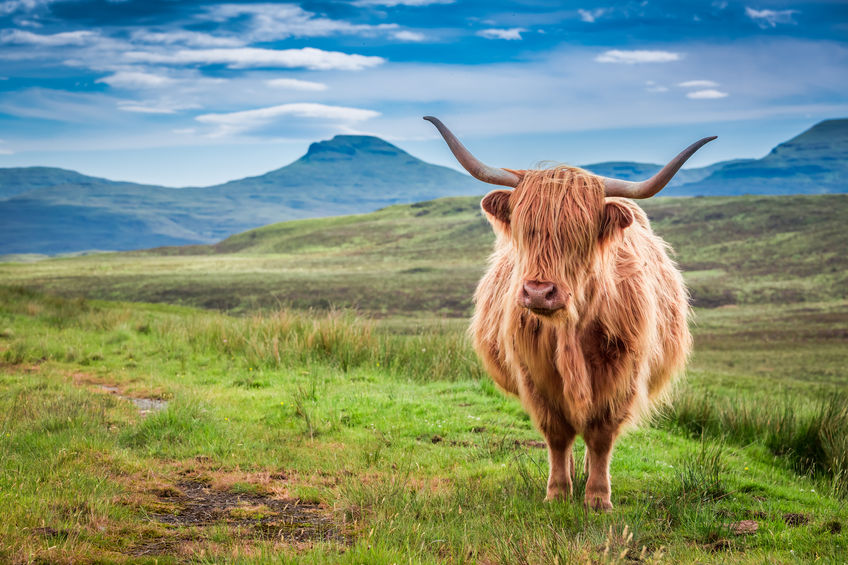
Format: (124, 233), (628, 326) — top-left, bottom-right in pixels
(131, 480), (345, 557)
(783, 512), (810, 527)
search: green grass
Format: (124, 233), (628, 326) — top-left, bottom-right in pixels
(1, 288), (846, 563)
(1, 192), (847, 562)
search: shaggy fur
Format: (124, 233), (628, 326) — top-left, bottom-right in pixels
(470, 166), (691, 510)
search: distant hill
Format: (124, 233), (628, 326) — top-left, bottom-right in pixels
(0, 136), (481, 255)
(0, 167), (139, 200)
(0, 119), (846, 255)
(673, 118), (848, 195)
(583, 120), (848, 196)
(582, 159), (756, 188)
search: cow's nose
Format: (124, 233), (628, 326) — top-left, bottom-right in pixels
(521, 280), (566, 314)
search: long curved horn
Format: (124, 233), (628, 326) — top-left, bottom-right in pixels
(602, 136), (717, 198)
(424, 116), (520, 187)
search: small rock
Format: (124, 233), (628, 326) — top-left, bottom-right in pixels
(515, 439), (546, 449)
(32, 527), (70, 539)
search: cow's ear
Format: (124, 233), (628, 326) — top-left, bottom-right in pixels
(481, 189), (512, 229)
(600, 200), (634, 241)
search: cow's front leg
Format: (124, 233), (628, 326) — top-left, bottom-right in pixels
(582, 421), (619, 511)
(543, 420), (577, 501)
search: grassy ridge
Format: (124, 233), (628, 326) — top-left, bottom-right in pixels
(1, 288), (846, 563)
(1, 194), (846, 315)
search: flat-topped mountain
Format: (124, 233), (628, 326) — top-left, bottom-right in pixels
(212, 135), (481, 206)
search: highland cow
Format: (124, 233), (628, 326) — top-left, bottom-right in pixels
(425, 116), (715, 510)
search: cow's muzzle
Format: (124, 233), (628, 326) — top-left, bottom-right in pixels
(521, 280), (567, 315)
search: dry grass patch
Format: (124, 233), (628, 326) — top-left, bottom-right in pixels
(109, 462), (349, 560)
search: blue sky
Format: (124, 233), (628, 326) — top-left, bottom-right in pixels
(0, 0), (846, 186)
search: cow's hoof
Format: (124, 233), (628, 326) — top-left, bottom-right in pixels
(544, 486), (572, 502)
(584, 494), (613, 511)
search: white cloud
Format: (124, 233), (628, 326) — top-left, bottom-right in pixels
(130, 30), (244, 48)
(686, 89), (729, 99)
(195, 102), (380, 137)
(204, 3), (398, 41)
(678, 79), (719, 88)
(577, 8), (607, 23)
(0, 0), (54, 15)
(352, 0), (453, 5)
(117, 104), (178, 114)
(478, 28), (526, 40)
(645, 81), (669, 93)
(0, 29), (97, 46)
(393, 30), (427, 42)
(266, 78), (327, 91)
(117, 99), (201, 114)
(745, 7), (799, 28)
(595, 49), (682, 63)
(97, 71), (176, 89)
(124, 47), (385, 71)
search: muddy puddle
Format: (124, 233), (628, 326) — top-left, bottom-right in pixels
(132, 481), (343, 557)
(98, 384), (167, 416)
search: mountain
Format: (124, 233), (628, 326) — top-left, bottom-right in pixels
(1, 119), (846, 255)
(581, 159), (755, 187)
(583, 119), (847, 196)
(0, 136), (481, 255)
(211, 135), (482, 210)
(664, 118), (848, 196)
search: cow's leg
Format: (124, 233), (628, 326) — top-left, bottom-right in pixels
(582, 421), (620, 511)
(543, 419), (577, 501)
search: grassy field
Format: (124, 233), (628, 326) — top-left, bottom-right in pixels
(1, 287), (845, 564)
(1, 194), (846, 315)
(1, 192), (847, 562)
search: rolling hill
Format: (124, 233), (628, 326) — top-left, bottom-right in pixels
(2, 192), (845, 316)
(0, 118), (845, 255)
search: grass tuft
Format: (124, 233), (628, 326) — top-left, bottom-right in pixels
(674, 438), (727, 503)
(664, 390), (848, 497)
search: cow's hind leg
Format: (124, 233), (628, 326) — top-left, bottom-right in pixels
(542, 417), (577, 501)
(582, 420), (620, 511)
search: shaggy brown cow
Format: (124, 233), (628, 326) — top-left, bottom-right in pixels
(425, 116), (715, 510)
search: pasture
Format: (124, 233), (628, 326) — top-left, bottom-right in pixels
(1, 193), (847, 563)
